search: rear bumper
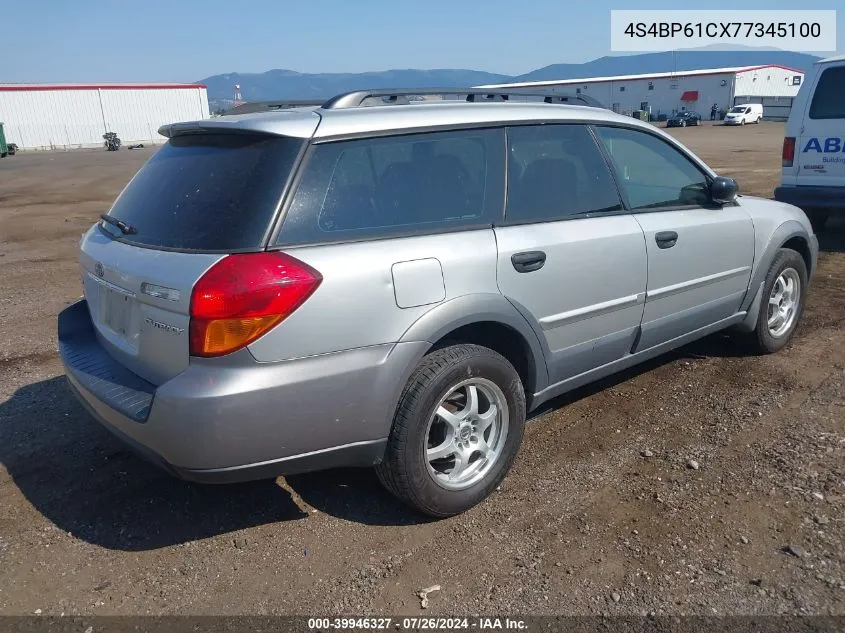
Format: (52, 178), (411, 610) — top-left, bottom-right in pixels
(59, 300), (423, 482)
(774, 185), (845, 212)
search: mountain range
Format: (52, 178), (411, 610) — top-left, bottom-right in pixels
(200, 49), (823, 109)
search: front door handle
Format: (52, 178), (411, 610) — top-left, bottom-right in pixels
(655, 231), (679, 249)
(511, 251), (546, 273)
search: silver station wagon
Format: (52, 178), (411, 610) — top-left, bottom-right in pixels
(59, 88), (818, 516)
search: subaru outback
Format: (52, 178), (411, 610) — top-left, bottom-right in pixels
(59, 88), (818, 517)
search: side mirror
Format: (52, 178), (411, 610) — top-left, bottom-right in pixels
(710, 176), (739, 204)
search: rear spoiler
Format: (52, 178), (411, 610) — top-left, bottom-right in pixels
(158, 121), (227, 138)
(158, 111), (320, 139)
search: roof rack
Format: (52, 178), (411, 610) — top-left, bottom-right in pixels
(321, 88), (604, 110)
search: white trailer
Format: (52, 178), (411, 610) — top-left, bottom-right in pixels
(0, 83), (209, 151)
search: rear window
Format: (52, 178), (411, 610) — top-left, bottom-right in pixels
(809, 67), (845, 120)
(101, 134), (303, 251)
(275, 128), (504, 246)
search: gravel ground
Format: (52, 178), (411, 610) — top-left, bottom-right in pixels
(0, 122), (842, 617)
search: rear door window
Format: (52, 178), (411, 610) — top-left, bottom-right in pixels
(809, 67), (845, 120)
(505, 124), (623, 224)
(275, 128), (504, 245)
(101, 134), (304, 251)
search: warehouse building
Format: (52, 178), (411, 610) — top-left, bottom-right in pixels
(0, 83), (209, 150)
(480, 65), (805, 120)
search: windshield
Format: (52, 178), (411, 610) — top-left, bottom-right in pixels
(101, 134), (304, 251)
(729, 107), (746, 114)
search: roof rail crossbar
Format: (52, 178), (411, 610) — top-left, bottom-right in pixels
(321, 88), (603, 110)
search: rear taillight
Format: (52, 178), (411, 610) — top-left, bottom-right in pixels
(189, 252), (322, 357)
(782, 137), (796, 167)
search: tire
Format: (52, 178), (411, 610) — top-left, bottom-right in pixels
(680, 121), (686, 127)
(740, 119), (746, 126)
(749, 248), (808, 354)
(376, 344), (526, 517)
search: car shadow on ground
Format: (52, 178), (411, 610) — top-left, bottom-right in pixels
(525, 332), (751, 421)
(0, 376), (311, 552)
(284, 469), (430, 527)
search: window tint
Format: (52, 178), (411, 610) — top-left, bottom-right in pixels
(276, 129), (503, 245)
(505, 125), (623, 224)
(102, 134), (303, 251)
(809, 67), (845, 120)
(596, 126), (710, 210)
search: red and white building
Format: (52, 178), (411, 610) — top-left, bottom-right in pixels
(480, 65), (805, 120)
(0, 83), (209, 150)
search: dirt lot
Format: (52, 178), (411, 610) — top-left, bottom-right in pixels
(0, 122), (843, 617)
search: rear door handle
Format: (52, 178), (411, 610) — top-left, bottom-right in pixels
(511, 251), (546, 273)
(655, 231), (679, 249)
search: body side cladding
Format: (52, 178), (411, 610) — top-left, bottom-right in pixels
(532, 312), (745, 410)
(736, 282), (765, 333)
(740, 220), (815, 314)
(177, 439), (389, 483)
(396, 293), (551, 410)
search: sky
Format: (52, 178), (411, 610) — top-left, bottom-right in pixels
(2, 0), (843, 83)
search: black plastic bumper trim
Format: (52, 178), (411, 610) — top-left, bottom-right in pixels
(58, 300), (155, 423)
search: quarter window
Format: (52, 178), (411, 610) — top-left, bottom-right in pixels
(276, 128), (503, 245)
(595, 126), (711, 210)
(809, 67), (845, 120)
(505, 124), (623, 224)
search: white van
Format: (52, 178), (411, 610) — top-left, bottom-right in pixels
(723, 103), (764, 126)
(775, 55), (845, 230)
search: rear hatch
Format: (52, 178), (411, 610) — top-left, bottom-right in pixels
(80, 132), (306, 385)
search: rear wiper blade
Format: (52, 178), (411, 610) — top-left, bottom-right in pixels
(100, 214), (137, 235)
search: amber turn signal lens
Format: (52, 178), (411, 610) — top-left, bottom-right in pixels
(190, 315), (283, 358)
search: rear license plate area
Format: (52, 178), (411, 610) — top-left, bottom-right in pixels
(101, 286), (133, 337)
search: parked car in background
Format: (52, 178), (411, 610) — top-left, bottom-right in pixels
(775, 54), (845, 232)
(667, 111), (701, 127)
(0, 122), (14, 157)
(59, 88), (818, 518)
(724, 103), (763, 125)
